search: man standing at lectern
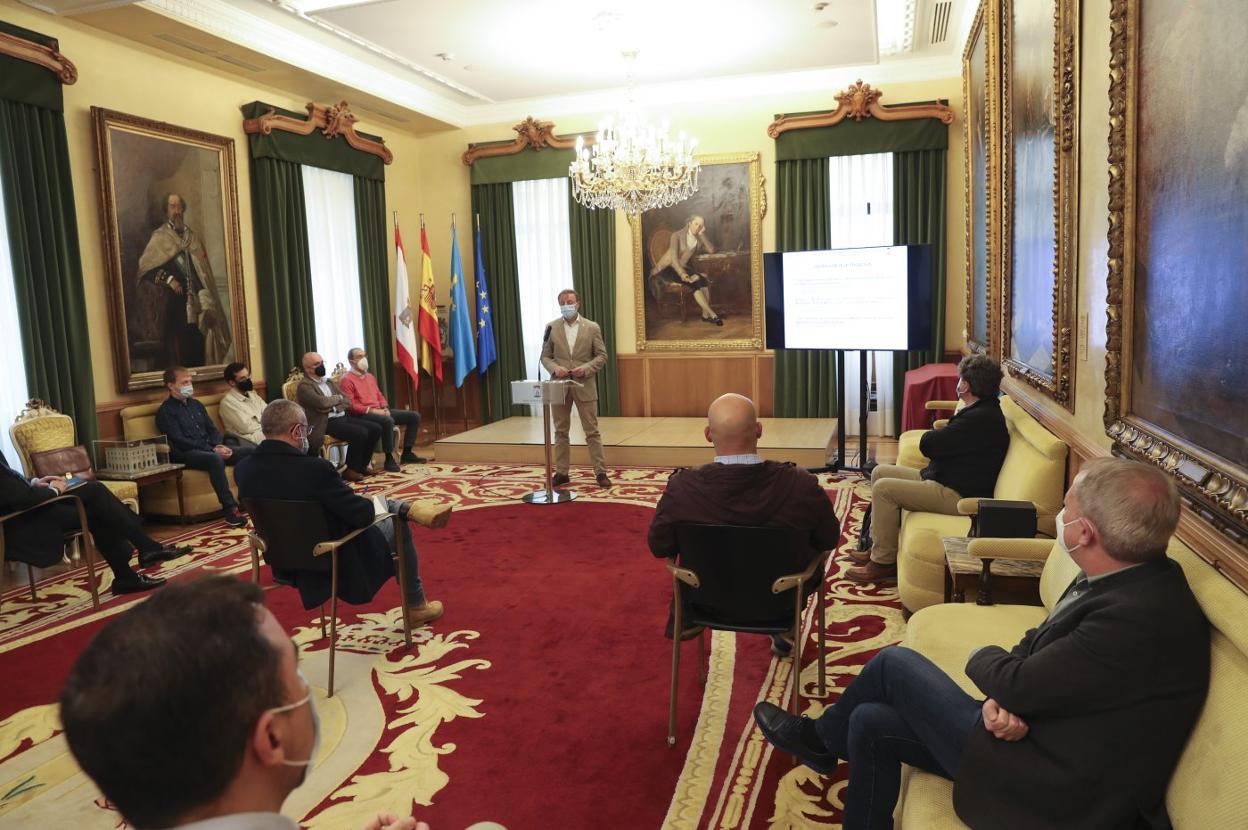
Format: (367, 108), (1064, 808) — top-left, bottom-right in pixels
(541, 289), (611, 488)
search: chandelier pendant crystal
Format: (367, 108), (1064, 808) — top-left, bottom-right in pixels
(568, 53), (700, 215)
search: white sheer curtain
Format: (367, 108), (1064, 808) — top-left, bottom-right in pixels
(301, 165), (365, 371)
(0, 170), (29, 465)
(512, 177), (575, 414)
(829, 152), (897, 437)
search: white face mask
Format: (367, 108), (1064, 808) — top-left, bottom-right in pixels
(956, 379), (970, 401)
(266, 669), (320, 770)
(355, 357), (369, 373)
(178, 384), (194, 399)
(1055, 508), (1084, 556)
(560, 304), (578, 320)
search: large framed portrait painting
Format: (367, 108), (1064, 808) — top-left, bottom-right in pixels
(93, 108), (249, 392)
(631, 152), (764, 351)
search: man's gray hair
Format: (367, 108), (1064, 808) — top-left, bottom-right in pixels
(260, 399), (305, 439)
(1072, 457), (1180, 563)
(347, 346), (363, 361)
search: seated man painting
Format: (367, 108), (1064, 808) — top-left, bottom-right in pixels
(848, 354), (1009, 583)
(647, 393), (840, 654)
(339, 346), (426, 472)
(234, 399), (444, 629)
(155, 366), (251, 527)
(753, 458), (1210, 829)
(0, 450), (188, 596)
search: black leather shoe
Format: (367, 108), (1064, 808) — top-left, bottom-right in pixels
(223, 506), (247, 528)
(596, 473), (612, 488)
(400, 452), (427, 464)
(111, 573), (167, 596)
(384, 458), (402, 473)
(551, 473), (571, 488)
(752, 702), (839, 774)
(138, 545), (191, 569)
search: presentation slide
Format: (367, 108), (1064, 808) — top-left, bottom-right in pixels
(781, 246), (910, 350)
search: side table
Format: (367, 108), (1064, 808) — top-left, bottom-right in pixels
(98, 463), (188, 523)
(942, 536), (1044, 605)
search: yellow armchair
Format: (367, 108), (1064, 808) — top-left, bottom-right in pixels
(9, 400), (139, 512)
(896, 399), (962, 470)
(281, 365), (351, 470)
(896, 396), (1067, 613)
(120, 392), (234, 521)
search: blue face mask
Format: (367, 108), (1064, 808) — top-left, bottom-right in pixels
(560, 304), (578, 320)
(179, 384), (194, 399)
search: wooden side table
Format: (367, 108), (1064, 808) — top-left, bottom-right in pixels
(98, 463), (188, 523)
(942, 536), (1044, 605)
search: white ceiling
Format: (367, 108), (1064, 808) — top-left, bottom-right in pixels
(37, 0), (972, 130)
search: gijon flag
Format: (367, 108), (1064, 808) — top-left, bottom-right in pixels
(418, 224), (443, 383)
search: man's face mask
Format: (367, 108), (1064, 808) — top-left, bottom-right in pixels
(1055, 508), (1085, 556)
(178, 384), (194, 399)
(292, 425), (310, 454)
(560, 304), (578, 320)
(236, 378), (254, 394)
(265, 669), (320, 776)
(355, 357), (369, 373)
(313, 364), (327, 377)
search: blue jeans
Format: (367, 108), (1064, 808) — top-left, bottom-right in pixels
(814, 646), (981, 830)
(379, 499), (425, 605)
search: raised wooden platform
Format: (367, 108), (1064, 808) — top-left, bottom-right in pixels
(434, 416), (850, 469)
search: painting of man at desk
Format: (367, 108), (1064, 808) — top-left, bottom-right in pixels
(632, 153), (764, 351)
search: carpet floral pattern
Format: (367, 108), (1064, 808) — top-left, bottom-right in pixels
(0, 463), (903, 829)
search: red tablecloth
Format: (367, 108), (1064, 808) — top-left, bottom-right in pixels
(901, 363), (960, 432)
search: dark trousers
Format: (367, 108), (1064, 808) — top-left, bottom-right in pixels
(813, 646), (980, 829)
(53, 481), (164, 578)
(381, 499), (425, 605)
(175, 447), (253, 508)
(362, 409), (421, 455)
(326, 415), (381, 472)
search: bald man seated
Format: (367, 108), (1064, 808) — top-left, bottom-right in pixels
(647, 394), (841, 654)
(294, 351), (382, 482)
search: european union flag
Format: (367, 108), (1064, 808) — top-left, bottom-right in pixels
(448, 224), (477, 388)
(474, 226), (498, 374)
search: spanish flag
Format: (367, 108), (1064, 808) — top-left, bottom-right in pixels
(418, 222), (443, 383)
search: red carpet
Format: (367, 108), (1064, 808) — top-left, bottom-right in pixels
(0, 463), (898, 829)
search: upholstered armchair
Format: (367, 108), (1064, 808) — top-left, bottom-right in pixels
(647, 227), (696, 323)
(9, 400), (139, 513)
(895, 398), (962, 471)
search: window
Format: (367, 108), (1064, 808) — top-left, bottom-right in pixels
(512, 177), (575, 408)
(301, 165), (365, 371)
(829, 152), (896, 436)
(0, 172), (29, 463)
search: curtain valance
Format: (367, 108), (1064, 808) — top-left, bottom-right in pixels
(241, 101), (387, 182)
(0, 22), (75, 111)
(775, 111), (948, 160)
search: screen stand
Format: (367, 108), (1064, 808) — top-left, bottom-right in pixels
(822, 350), (875, 477)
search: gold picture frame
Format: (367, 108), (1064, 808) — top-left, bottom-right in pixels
(1105, 0), (1248, 557)
(93, 108), (249, 392)
(962, 0), (1002, 357)
(999, 0), (1080, 408)
(631, 152), (765, 352)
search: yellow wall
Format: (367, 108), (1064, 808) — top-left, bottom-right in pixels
(1, 0), (424, 408)
(413, 78), (967, 357)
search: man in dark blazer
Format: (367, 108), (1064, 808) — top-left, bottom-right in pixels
(294, 351), (381, 483)
(753, 457), (1210, 830)
(0, 451), (186, 595)
(233, 399), (443, 628)
(848, 354), (1010, 583)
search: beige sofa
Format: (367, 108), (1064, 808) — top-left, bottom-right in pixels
(896, 396), (1067, 612)
(119, 392), (235, 521)
(896, 537), (1248, 828)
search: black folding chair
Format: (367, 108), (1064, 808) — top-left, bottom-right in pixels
(244, 498), (413, 696)
(666, 523), (831, 746)
(0, 494), (102, 613)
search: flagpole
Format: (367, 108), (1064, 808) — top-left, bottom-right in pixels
(474, 211), (492, 424)
(420, 213), (444, 439)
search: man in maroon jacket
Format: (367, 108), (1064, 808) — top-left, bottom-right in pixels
(648, 393), (841, 653)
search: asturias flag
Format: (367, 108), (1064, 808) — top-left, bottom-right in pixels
(448, 224), (477, 388)
(474, 226), (497, 374)
(418, 224), (443, 383)
(393, 226), (420, 389)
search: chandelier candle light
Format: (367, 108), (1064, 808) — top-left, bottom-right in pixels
(568, 53), (700, 214)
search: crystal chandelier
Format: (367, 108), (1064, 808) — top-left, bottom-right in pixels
(569, 53), (700, 215)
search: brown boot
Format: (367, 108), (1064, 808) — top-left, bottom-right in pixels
(847, 548), (872, 565)
(846, 560), (897, 583)
(405, 600), (444, 628)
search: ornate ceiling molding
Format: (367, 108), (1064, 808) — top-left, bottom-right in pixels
(767, 79), (954, 138)
(242, 101), (393, 164)
(0, 30), (78, 85)
(461, 117), (594, 166)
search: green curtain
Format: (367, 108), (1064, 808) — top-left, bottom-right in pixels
(773, 158), (838, 417)
(0, 54), (98, 447)
(891, 149), (948, 434)
(470, 183), (527, 423)
(353, 176), (393, 402)
(251, 157), (316, 391)
(567, 197), (619, 415)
